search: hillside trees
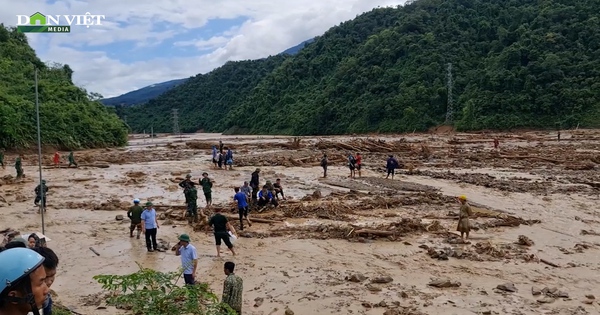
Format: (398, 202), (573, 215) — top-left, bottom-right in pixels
(0, 25), (128, 149)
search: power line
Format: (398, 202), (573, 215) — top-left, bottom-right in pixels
(445, 63), (454, 124)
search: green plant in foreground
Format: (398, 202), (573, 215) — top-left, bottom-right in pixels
(93, 263), (235, 315)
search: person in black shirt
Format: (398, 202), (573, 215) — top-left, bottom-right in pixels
(249, 168), (260, 202)
(207, 208), (237, 257)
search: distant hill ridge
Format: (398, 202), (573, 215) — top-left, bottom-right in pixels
(100, 39), (315, 106)
(119, 0), (600, 135)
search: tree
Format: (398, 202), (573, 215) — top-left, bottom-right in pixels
(93, 263), (235, 315)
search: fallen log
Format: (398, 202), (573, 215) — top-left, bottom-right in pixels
(497, 155), (562, 164)
(224, 215), (282, 224)
(43, 164), (110, 169)
(540, 258), (560, 268)
(353, 229), (396, 237)
(68, 177), (97, 182)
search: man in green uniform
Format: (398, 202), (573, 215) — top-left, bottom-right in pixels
(222, 261), (243, 314)
(127, 199), (144, 238)
(179, 174), (195, 204)
(186, 185), (199, 224)
(0, 149), (5, 169)
(68, 151), (78, 167)
(34, 179), (49, 212)
(15, 154), (23, 179)
(200, 172), (213, 208)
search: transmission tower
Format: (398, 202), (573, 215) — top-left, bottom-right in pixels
(172, 108), (181, 138)
(445, 63), (454, 124)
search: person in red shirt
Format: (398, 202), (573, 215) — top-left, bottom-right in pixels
(355, 152), (362, 177)
(52, 152), (60, 168)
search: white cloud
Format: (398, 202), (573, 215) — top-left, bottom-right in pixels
(0, 0), (405, 97)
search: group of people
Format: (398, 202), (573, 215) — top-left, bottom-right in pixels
(0, 233), (59, 315)
(212, 141), (234, 170)
(0, 151), (78, 181)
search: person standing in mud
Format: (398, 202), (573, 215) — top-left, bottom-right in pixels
(233, 187), (251, 230)
(493, 138), (499, 150)
(386, 155), (399, 179)
(186, 185), (199, 224)
(52, 152), (60, 168)
(127, 199), (143, 239)
(355, 152), (362, 177)
(68, 151), (77, 168)
(15, 154), (24, 179)
(217, 151), (224, 169)
(174, 234), (198, 285)
(222, 261), (243, 314)
(225, 147), (234, 170)
(348, 153), (357, 178)
(457, 195), (473, 239)
(321, 154), (328, 178)
(212, 146), (218, 168)
(206, 207), (237, 257)
(179, 174), (195, 204)
(250, 168), (260, 202)
(34, 180), (49, 212)
(141, 201), (159, 252)
(219, 140), (224, 153)
(240, 181), (252, 199)
(273, 178), (286, 200)
(0, 149), (5, 170)
(200, 172), (213, 208)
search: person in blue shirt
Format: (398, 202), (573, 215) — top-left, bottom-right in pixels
(225, 147), (234, 170)
(141, 201), (159, 252)
(212, 146), (218, 168)
(174, 234), (198, 285)
(257, 185), (278, 208)
(386, 155), (399, 179)
(233, 187), (252, 230)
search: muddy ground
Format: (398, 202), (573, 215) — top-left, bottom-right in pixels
(1, 129), (599, 315)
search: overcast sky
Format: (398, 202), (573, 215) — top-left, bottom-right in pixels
(0, 0), (404, 97)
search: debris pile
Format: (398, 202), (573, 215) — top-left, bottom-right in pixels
(315, 138), (411, 153)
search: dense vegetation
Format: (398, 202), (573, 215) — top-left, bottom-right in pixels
(0, 25), (128, 149)
(122, 0), (600, 135)
(101, 78), (188, 106)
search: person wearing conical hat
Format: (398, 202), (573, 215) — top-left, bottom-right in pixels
(456, 195), (473, 239)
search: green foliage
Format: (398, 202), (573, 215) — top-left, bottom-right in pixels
(0, 24), (128, 150)
(122, 0), (600, 135)
(93, 263), (234, 315)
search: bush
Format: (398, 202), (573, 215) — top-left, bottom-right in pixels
(93, 263), (235, 315)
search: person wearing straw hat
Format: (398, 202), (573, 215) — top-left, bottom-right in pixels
(141, 201), (159, 252)
(174, 234), (198, 285)
(456, 195), (474, 239)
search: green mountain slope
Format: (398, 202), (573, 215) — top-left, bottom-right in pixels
(0, 25), (128, 149)
(124, 0), (600, 135)
(120, 56), (288, 133)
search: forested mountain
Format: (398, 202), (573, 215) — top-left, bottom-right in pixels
(280, 38), (315, 55)
(0, 25), (128, 149)
(101, 78), (188, 106)
(121, 0), (600, 135)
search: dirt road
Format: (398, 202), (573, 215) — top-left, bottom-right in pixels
(0, 130), (599, 315)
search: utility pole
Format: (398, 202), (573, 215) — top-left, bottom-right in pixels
(172, 108), (181, 138)
(445, 63), (454, 124)
(35, 68), (46, 234)
(151, 126), (154, 142)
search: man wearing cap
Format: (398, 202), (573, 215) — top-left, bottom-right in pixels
(179, 174), (195, 204)
(33, 180), (49, 212)
(200, 172), (213, 208)
(127, 199), (144, 239)
(457, 195), (474, 239)
(250, 168), (260, 203)
(174, 234), (198, 285)
(141, 202), (159, 252)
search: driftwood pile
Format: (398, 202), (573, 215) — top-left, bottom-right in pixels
(315, 138), (411, 153)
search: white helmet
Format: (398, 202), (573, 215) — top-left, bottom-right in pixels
(133, 199), (140, 203)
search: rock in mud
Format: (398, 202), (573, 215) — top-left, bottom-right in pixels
(496, 283), (517, 292)
(253, 297), (263, 307)
(284, 307), (294, 315)
(532, 287), (542, 295)
(428, 279), (461, 288)
(585, 294), (595, 300)
(517, 235), (534, 246)
(346, 273), (366, 283)
(537, 296), (555, 304)
(371, 276), (393, 284)
(115, 215), (124, 221)
(366, 284), (383, 292)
